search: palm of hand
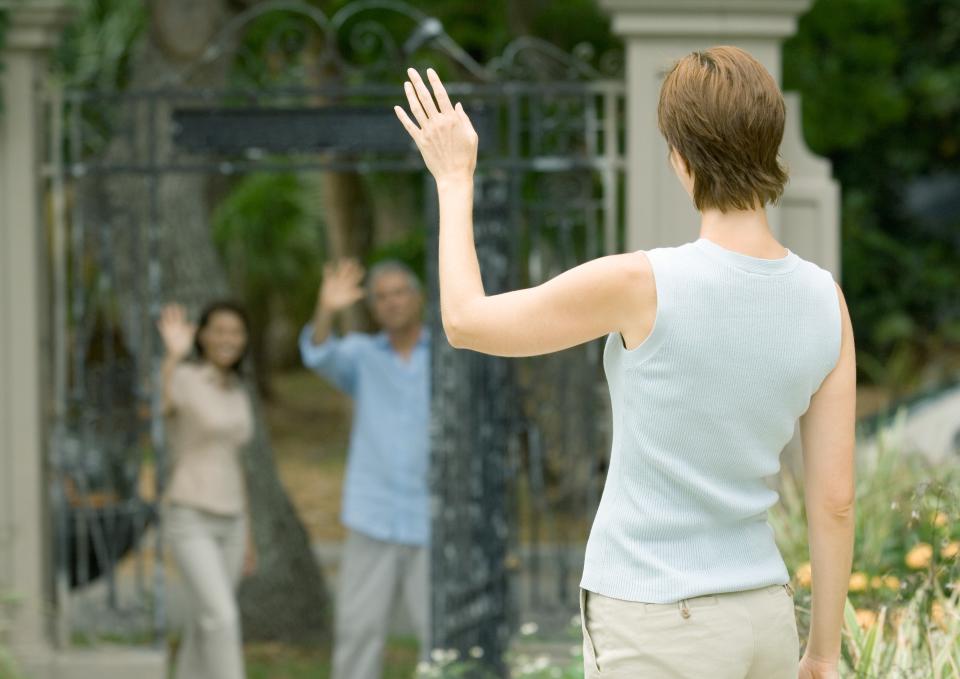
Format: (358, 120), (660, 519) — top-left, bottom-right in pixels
(321, 260), (365, 312)
(158, 304), (195, 359)
(394, 67), (478, 184)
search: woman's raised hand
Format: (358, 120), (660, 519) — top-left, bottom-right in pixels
(157, 303), (195, 360)
(394, 67), (478, 187)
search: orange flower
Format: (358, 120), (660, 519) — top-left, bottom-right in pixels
(848, 572), (869, 592)
(941, 541), (960, 560)
(883, 575), (901, 591)
(795, 562), (812, 588)
(906, 543), (933, 569)
(854, 609), (878, 629)
(933, 512), (949, 527)
(870, 576), (883, 590)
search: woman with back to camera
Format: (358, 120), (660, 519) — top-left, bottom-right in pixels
(395, 46), (854, 679)
(158, 301), (257, 679)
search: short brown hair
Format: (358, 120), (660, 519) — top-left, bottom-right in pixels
(657, 46), (788, 212)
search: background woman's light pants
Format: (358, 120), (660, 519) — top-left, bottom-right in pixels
(332, 530), (430, 679)
(165, 503), (247, 679)
(581, 583), (800, 678)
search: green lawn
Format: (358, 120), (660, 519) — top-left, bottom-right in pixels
(245, 636), (420, 679)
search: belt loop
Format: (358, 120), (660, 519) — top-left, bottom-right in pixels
(679, 599), (691, 619)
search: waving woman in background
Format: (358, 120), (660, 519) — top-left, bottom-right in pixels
(158, 301), (257, 679)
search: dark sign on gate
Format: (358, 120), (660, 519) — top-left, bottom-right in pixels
(172, 105), (496, 154)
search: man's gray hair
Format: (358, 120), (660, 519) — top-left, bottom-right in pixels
(365, 259), (422, 296)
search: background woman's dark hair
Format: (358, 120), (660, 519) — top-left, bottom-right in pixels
(193, 300), (251, 374)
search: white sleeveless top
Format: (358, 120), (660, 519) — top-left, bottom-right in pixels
(580, 237), (841, 603)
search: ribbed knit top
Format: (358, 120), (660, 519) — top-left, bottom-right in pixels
(580, 237), (841, 603)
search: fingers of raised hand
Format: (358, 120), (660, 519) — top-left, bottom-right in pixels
(160, 303), (184, 328)
(407, 68), (439, 118)
(342, 259), (365, 281)
(394, 105), (421, 142)
(426, 68), (454, 113)
(403, 80), (429, 127)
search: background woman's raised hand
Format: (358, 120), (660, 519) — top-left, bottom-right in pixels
(157, 303), (195, 360)
(394, 67), (478, 187)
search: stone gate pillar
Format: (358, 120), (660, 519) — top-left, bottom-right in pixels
(599, 0), (840, 277)
(0, 0), (72, 666)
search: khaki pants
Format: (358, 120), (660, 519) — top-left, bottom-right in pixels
(580, 583), (800, 678)
(165, 503), (246, 679)
(332, 530), (430, 679)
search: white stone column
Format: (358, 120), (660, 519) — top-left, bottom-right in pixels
(0, 0), (72, 665)
(599, 0), (840, 277)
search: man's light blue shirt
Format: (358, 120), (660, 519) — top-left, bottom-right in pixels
(299, 323), (431, 546)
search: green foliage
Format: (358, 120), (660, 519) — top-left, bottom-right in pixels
(53, 0), (145, 89)
(784, 0), (960, 389)
(212, 171), (325, 327)
(770, 411), (960, 678)
(839, 583), (960, 678)
(771, 412), (960, 594)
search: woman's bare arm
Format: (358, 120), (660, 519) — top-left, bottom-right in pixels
(395, 68), (654, 357)
(798, 282), (856, 666)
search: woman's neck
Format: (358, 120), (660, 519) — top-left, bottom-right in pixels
(203, 359), (234, 386)
(698, 206), (786, 258)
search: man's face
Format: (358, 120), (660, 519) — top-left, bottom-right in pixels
(369, 271), (422, 331)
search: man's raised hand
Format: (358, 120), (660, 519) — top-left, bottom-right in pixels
(319, 259), (366, 313)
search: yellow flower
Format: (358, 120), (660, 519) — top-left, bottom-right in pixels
(933, 512), (949, 527)
(848, 572), (869, 592)
(854, 609), (878, 629)
(870, 576), (883, 590)
(883, 575), (901, 591)
(794, 562), (812, 588)
(906, 543), (933, 569)
(941, 541), (960, 560)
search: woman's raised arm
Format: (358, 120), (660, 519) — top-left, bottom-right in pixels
(395, 67), (654, 357)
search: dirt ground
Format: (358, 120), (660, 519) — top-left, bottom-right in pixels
(266, 369), (353, 543)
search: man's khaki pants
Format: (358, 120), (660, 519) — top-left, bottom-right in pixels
(332, 530), (430, 679)
(581, 583), (800, 678)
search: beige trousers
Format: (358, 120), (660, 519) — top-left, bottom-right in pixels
(580, 583), (800, 678)
(332, 530), (430, 679)
(165, 503), (247, 679)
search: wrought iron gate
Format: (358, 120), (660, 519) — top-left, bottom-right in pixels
(44, 0), (625, 669)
